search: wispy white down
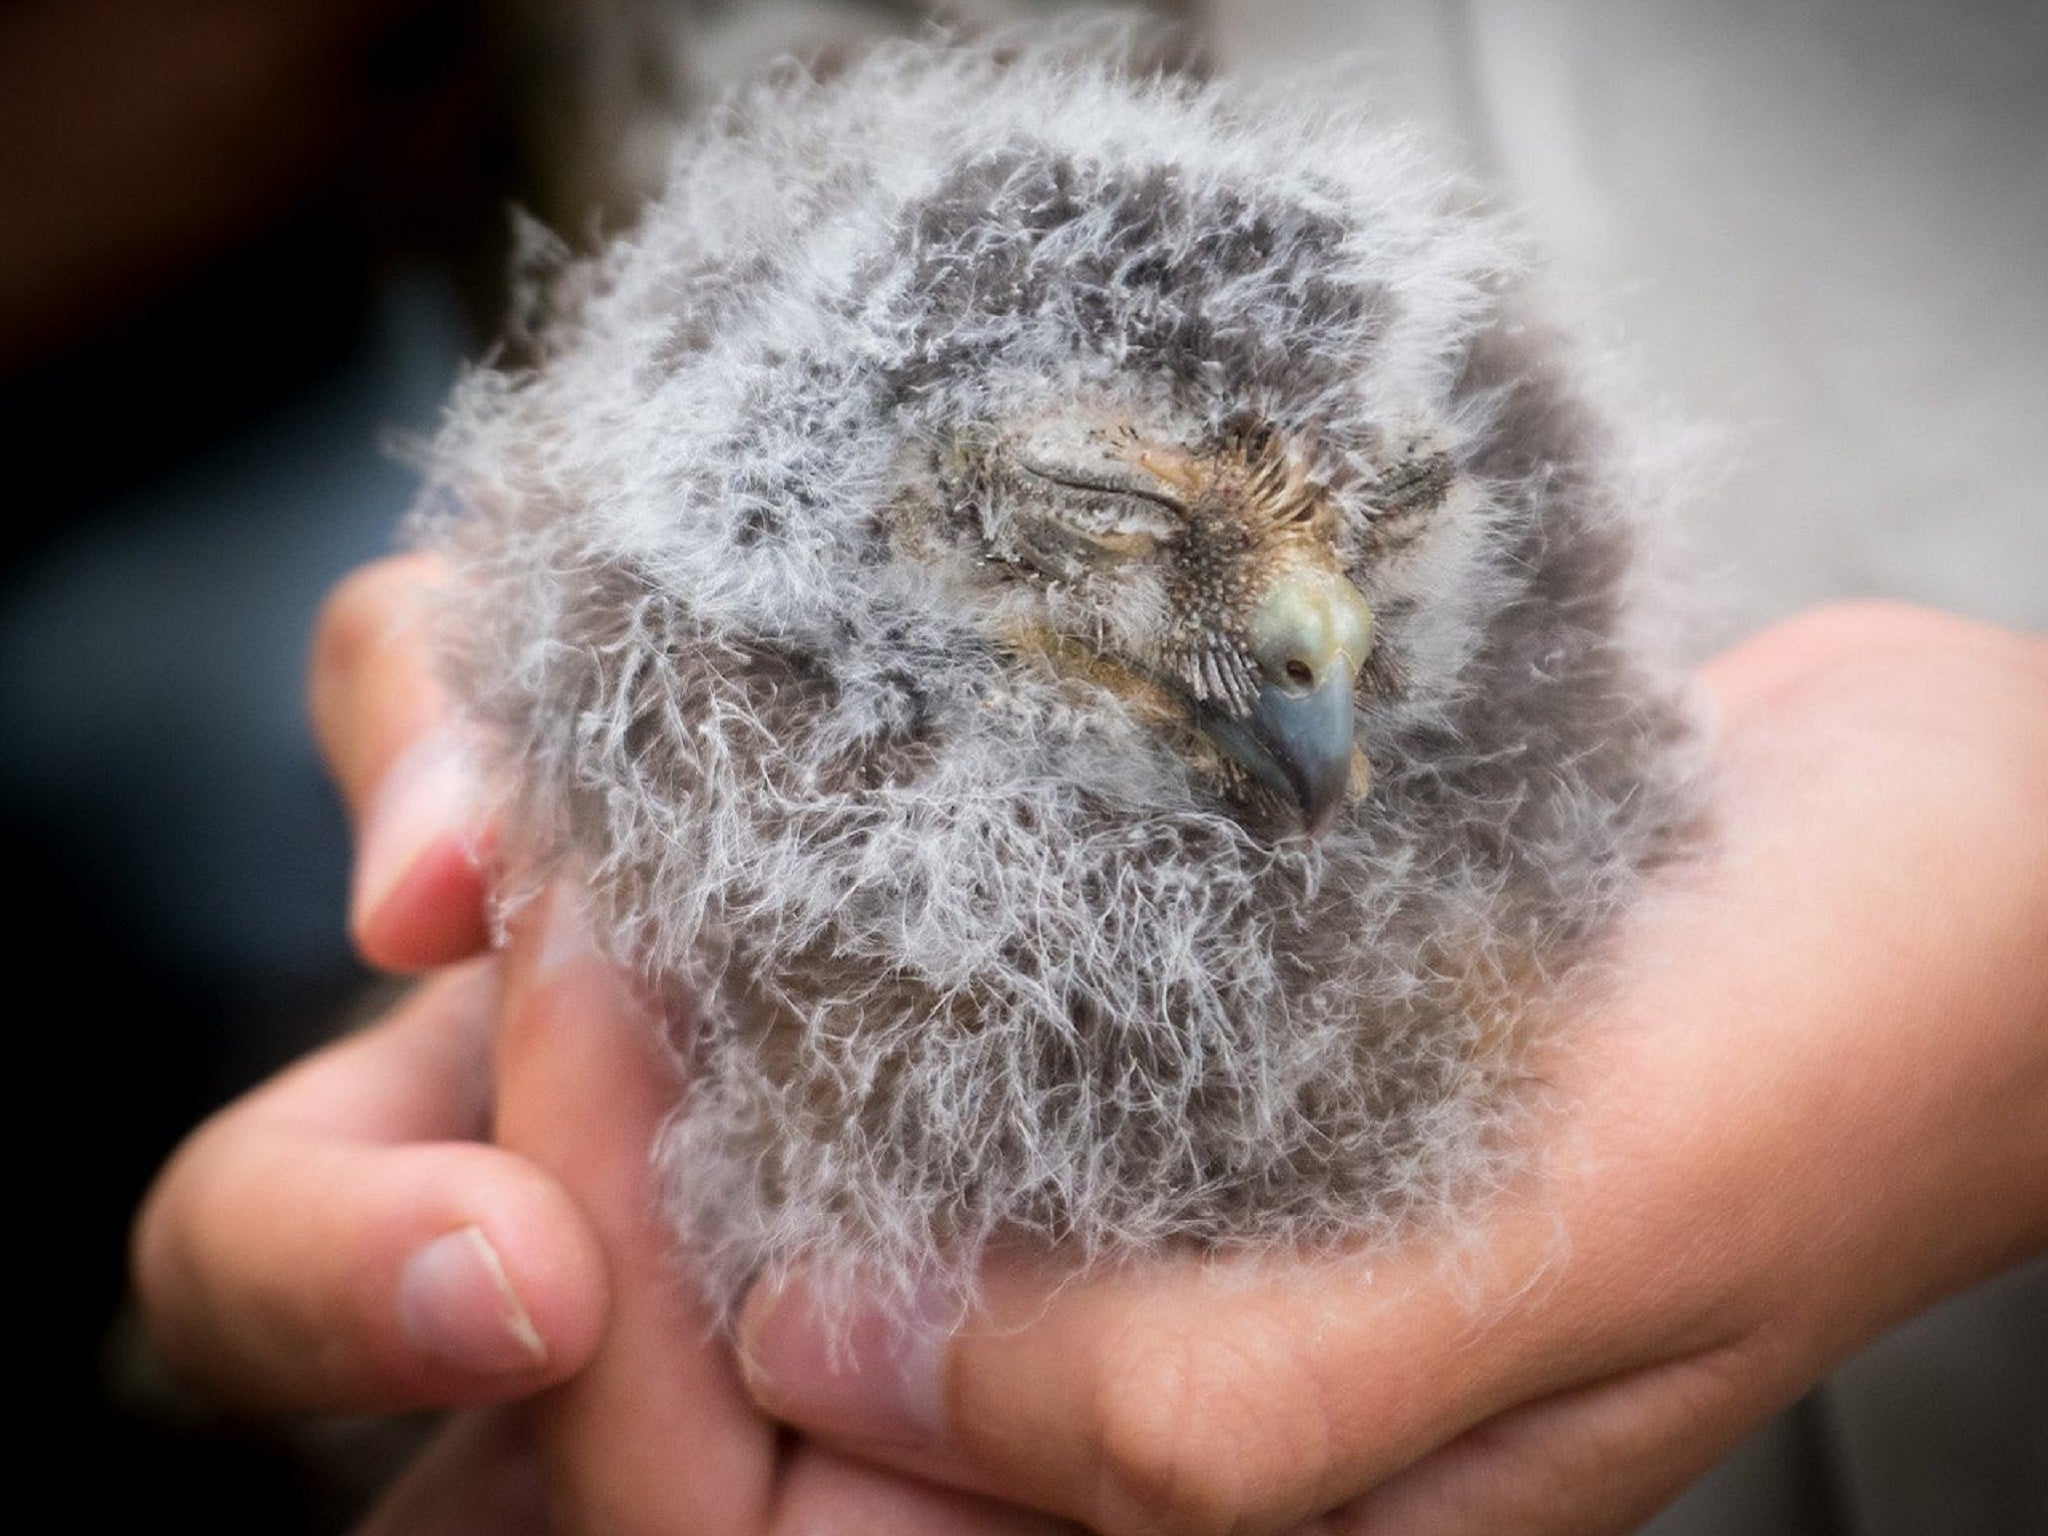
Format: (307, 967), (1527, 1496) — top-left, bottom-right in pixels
(417, 22), (1700, 1330)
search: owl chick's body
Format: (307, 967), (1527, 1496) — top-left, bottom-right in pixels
(423, 28), (1697, 1325)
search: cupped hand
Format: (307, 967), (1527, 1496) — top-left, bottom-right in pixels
(135, 553), (2048, 1535)
(735, 604), (2048, 1536)
(135, 553), (1068, 1534)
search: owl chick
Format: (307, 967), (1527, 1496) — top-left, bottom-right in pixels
(420, 26), (1698, 1327)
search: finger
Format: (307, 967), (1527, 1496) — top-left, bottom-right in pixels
(308, 553), (493, 970)
(1697, 600), (2034, 717)
(1318, 1341), (1786, 1536)
(495, 886), (778, 1536)
(133, 966), (607, 1413)
(736, 1214), (1726, 1536)
(769, 1446), (1085, 1536)
(354, 1409), (549, 1536)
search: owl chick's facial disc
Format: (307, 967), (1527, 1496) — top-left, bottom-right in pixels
(915, 412), (1380, 835)
(421, 26), (1698, 1327)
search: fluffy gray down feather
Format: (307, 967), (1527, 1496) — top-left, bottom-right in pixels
(418, 25), (1700, 1328)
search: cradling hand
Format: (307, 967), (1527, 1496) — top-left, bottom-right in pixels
(735, 604), (2048, 1536)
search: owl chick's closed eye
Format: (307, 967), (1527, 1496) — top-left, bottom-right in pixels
(918, 412), (1381, 836)
(421, 25), (1699, 1328)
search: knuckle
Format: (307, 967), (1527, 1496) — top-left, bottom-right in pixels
(128, 1111), (228, 1326)
(1085, 1320), (1337, 1536)
(1775, 598), (1951, 648)
(1764, 600), (2025, 686)
(312, 558), (404, 682)
(308, 553), (440, 709)
(127, 1121), (264, 1391)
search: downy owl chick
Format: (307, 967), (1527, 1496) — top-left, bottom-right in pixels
(420, 26), (1698, 1326)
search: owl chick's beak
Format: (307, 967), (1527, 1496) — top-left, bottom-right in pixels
(1203, 568), (1373, 838)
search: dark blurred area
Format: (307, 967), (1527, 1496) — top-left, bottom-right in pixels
(0, 1), (594, 1525)
(3, 3), (1046, 1523)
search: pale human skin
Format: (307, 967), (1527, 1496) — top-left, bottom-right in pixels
(133, 555), (2048, 1535)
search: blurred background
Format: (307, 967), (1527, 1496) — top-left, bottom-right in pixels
(8, 1), (2038, 1529)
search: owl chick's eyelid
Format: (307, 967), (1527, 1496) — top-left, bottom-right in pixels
(1009, 506), (1167, 578)
(1018, 493), (1179, 560)
(1014, 459), (1189, 517)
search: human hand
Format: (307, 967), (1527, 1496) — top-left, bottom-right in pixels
(733, 604), (2048, 1535)
(147, 556), (2046, 1534)
(134, 554), (1070, 1534)
(131, 554), (599, 1428)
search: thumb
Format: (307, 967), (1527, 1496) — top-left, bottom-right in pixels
(133, 965), (609, 1414)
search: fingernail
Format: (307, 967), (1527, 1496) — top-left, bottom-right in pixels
(738, 1278), (949, 1448)
(354, 730), (475, 930)
(400, 1225), (548, 1375)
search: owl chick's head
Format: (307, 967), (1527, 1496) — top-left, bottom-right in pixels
(712, 111), (1509, 844)
(904, 408), (1383, 834)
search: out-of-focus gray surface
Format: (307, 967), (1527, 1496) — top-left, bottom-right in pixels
(1824, 1255), (2048, 1536)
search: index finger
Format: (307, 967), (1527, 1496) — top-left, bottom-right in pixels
(308, 553), (493, 970)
